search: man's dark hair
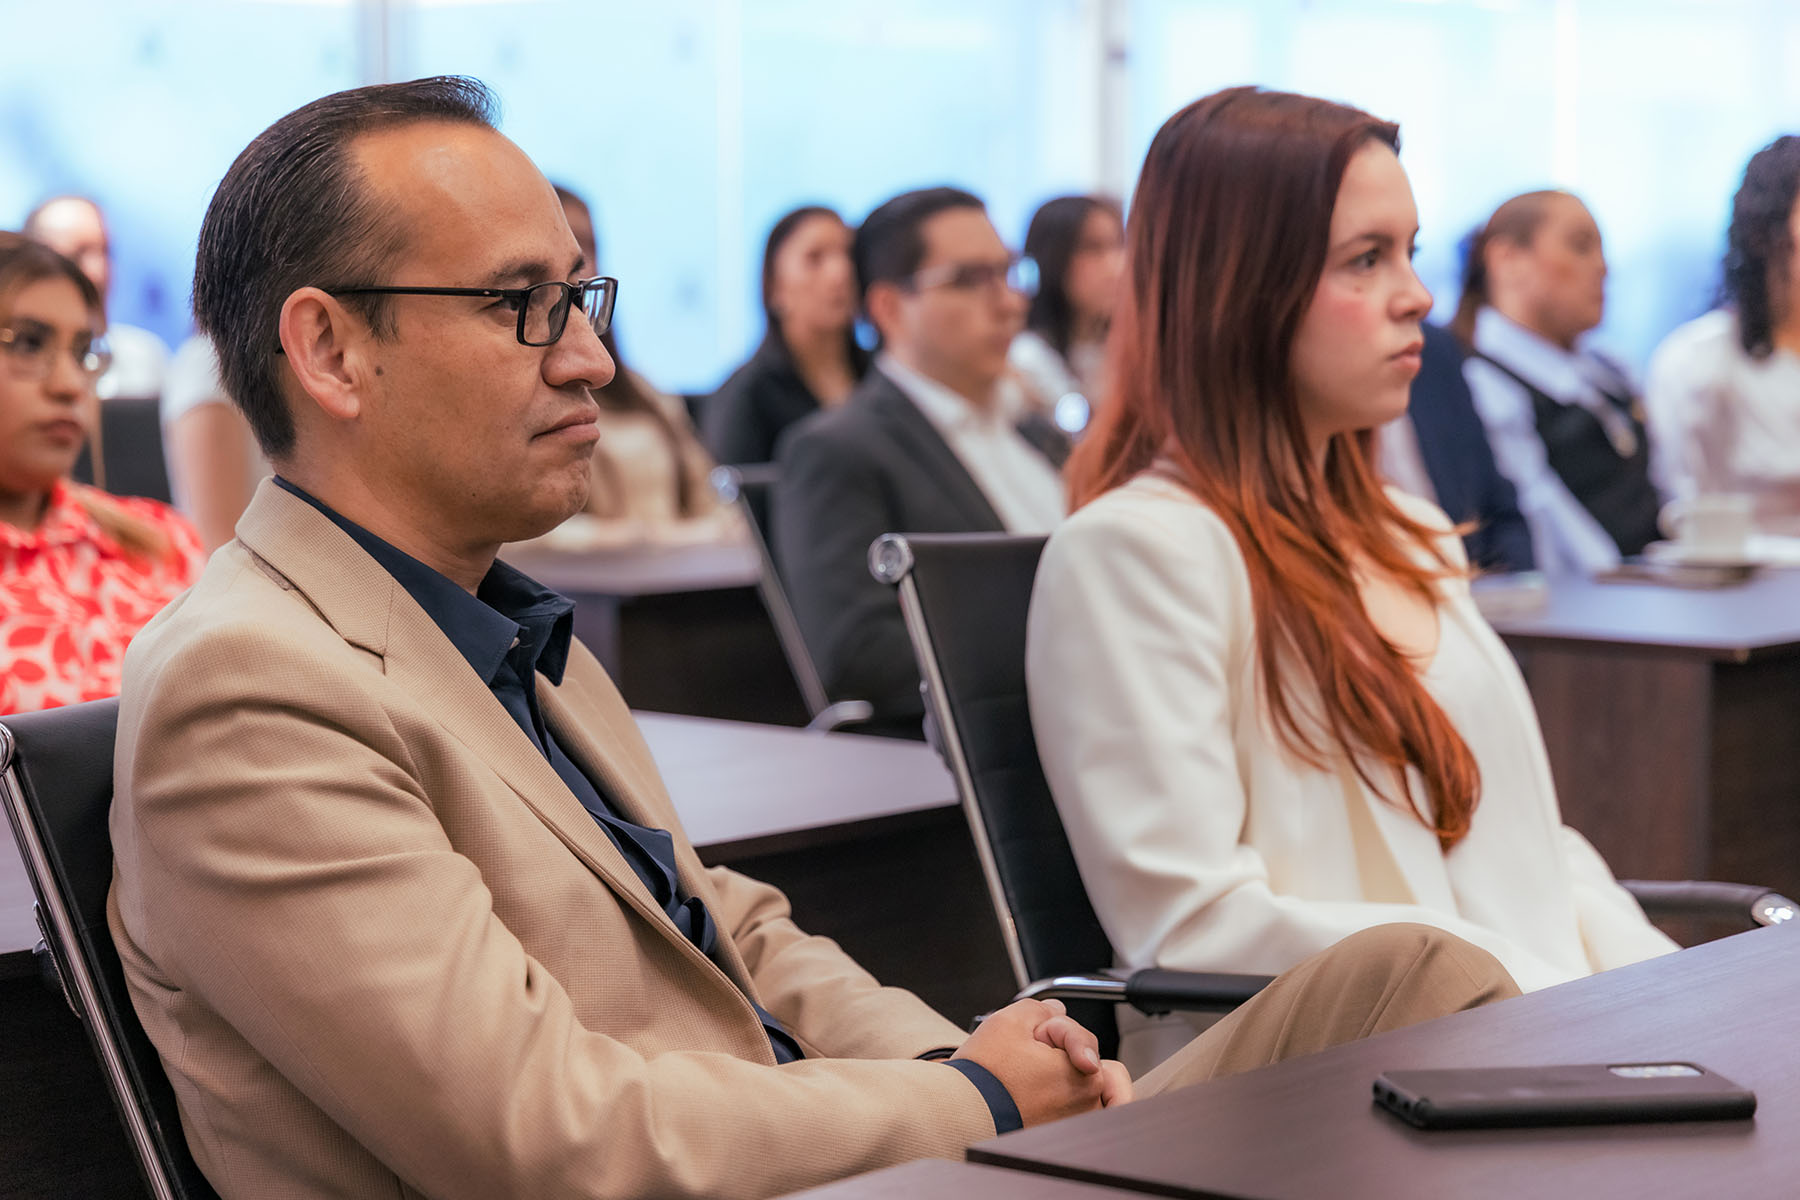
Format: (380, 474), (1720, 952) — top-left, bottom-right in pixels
(192, 75), (498, 457)
(852, 186), (985, 305)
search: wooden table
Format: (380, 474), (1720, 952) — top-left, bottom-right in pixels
(784, 1158), (1141, 1198)
(500, 539), (810, 725)
(1485, 568), (1800, 905)
(971, 925), (1799, 1199)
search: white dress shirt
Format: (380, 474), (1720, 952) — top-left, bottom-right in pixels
(1644, 309), (1800, 534)
(1464, 308), (1651, 575)
(1026, 473), (1677, 1071)
(876, 354), (1066, 533)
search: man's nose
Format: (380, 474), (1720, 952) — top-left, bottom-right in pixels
(547, 315), (616, 392)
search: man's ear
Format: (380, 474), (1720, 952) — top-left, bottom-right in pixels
(277, 287), (372, 423)
(864, 280), (905, 349)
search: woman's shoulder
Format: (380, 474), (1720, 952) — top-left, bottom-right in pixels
(1648, 309), (1741, 378)
(1047, 472), (1246, 576)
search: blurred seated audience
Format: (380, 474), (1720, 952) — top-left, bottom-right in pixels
(24, 194), (170, 400)
(161, 333), (268, 551)
(1009, 194), (1125, 444)
(543, 185), (741, 549)
(703, 205), (868, 465)
(1027, 89), (1675, 1074)
(1377, 323), (1535, 572)
(0, 233), (201, 715)
(1452, 190), (1661, 574)
(1646, 135), (1800, 533)
(775, 187), (1062, 737)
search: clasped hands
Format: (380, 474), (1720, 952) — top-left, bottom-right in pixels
(952, 997), (1134, 1126)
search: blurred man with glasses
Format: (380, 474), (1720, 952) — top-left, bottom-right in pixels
(108, 78), (1517, 1200)
(774, 187), (1066, 738)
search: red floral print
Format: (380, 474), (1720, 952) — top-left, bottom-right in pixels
(1, 481), (203, 715)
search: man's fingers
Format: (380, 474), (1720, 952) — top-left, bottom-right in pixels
(1098, 1060), (1134, 1108)
(1033, 1014), (1102, 1073)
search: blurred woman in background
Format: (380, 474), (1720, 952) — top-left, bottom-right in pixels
(703, 205), (868, 465)
(1026, 89), (1672, 1073)
(1645, 135), (1800, 533)
(551, 186), (739, 547)
(0, 232), (202, 714)
(1452, 191), (1661, 573)
(1009, 194), (1125, 432)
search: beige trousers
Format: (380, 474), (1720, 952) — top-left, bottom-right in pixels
(1136, 923), (1522, 1096)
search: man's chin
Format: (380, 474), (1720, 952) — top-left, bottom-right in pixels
(503, 485), (593, 544)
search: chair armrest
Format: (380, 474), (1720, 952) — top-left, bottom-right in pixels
(1016, 968), (1275, 1015)
(1621, 879), (1798, 928)
(804, 700), (874, 732)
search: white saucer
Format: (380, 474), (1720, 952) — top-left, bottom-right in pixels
(1641, 540), (1759, 569)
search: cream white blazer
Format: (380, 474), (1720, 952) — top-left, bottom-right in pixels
(1026, 474), (1675, 1032)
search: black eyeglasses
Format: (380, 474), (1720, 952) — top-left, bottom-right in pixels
(323, 276), (618, 346)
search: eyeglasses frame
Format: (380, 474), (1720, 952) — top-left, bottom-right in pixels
(321, 276), (618, 347)
(0, 323), (113, 383)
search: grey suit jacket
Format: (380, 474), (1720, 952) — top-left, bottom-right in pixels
(772, 369), (1013, 735)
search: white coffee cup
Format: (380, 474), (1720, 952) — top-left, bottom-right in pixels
(1659, 494), (1753, 556)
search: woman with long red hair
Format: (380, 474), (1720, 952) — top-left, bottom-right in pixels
(1026, 87), (1674, 1072)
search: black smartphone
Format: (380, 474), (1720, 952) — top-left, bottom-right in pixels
(1373, 1063), (1756, 1130)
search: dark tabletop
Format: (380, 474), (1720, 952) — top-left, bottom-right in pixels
(498, 538), (760, 597)
(972, 925), (1799, 1200)
(1482, 566), (1800, 660)
(783, 1158), (1143, 1198)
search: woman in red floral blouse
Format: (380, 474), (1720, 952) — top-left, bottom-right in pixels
(1, 232), (203, 715)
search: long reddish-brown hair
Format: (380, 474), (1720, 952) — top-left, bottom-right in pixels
(1067, 87), (1479, 848)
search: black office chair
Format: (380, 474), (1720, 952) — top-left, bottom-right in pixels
(870, 533), (1277, 1054)
(870, 532), (1798, 1047)
(711, 463), (872, 732)
(0, 700), (221, 1200)
(69, 396), (175, 504)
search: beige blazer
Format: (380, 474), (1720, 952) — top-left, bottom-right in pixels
(108, 480), (991, 1200)
(1026, 473), (1675, 1058)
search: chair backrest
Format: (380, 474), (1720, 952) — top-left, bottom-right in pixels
(711, 463), (833, 718)
(0, 700), (220, 1200)
(70, 397), (175, 504)
(870, 532), (1114, 990)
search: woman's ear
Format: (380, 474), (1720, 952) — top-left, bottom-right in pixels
(277, 287), (368, 423)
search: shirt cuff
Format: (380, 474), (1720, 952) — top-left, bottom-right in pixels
(939, 1058), (1023, 1135)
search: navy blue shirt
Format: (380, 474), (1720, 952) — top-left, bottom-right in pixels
(274, 478), (1019, 1131)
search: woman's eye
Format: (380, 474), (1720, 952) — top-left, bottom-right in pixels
(1355, 249), (1380, 269)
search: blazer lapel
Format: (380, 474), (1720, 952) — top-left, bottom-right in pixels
(540, 678), (760, 993)
(235, 481), (672, 931)
(866, 373), (1007, 532)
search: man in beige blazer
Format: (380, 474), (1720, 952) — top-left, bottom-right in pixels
(108, 77), (1518, 1200)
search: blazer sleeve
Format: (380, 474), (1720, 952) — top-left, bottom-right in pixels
(1025, 495), (1579, 991)
(704, 862), (972, 1059)
(1556, 825), (1681, 971)
(772, 418), (923, 725)
(114, 625), (991, 1200)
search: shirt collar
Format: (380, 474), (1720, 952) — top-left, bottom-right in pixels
(0, 480), (102, 553)
(876, 353), (1021, 434)
(1473, 308), (1626, 402)
(273, 476), (573, 686)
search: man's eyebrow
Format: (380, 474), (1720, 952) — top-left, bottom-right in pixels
(484, 258), (556, 288)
